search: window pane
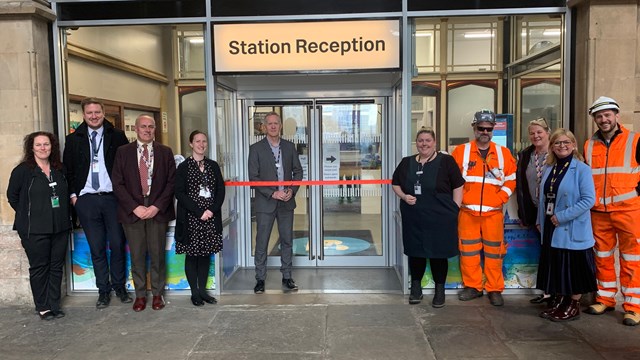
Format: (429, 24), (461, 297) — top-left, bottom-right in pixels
(516, 16), (562, 59)
(519, 81), (560, 150)
(177, 28), (205, 79)
(414, 22), (440, 74)
(447, 84), (494, 152)
(448, 22), (497, 72)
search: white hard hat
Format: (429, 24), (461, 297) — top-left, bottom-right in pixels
(589, 96), (620, 115)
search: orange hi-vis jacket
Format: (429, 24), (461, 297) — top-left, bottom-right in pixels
(452, 141), (517, 216)
(584, 125), (640, 212)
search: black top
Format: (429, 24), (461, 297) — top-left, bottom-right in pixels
(7, 163), (71, 239)
(392, 152), (464, 258)
(392, 152), (464, 195)
(63, 120), (129, 196)
(516, 145), (537, 227)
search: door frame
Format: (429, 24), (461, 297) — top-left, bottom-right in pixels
(240, 96), (391, 268)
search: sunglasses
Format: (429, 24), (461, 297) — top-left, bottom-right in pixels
(476, 126), (494, 132)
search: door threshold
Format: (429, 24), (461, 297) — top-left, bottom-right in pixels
(222, 268), (402, 294)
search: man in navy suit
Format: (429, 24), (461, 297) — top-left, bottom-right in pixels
(112, 115), (175, 312)
(248, 112), (303, 294)
(63, 97), (130, 309)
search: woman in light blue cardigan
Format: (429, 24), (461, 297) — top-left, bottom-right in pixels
(536, 128), (597, 322)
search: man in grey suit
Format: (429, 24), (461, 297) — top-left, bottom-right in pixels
(248, 112), (303, 294)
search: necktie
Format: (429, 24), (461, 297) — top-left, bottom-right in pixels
(140, 144), (149, 196)
(91, 131), (100, 190)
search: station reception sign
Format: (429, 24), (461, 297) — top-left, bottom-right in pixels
(213, 20), (400, 72)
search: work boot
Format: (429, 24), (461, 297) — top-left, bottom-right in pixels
(539, 295), (565, 319)
(432, 283), (445, 308)
(585, 302), (615, 315)
(623, 312), (640, 326)
(409, 280), (423, 305)
(549, 299), (580, 322)
(458, 287), (483, 301)
(488, 291), (504, 306)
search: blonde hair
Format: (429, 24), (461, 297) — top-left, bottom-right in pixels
(546, 128), (585, 165)
(528, 117), (550, 132)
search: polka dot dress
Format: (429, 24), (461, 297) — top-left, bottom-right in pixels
(175, 158), (223, 256)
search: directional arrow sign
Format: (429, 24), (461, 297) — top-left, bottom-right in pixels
(326, 155), (336, 163)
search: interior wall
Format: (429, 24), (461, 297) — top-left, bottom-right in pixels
(66, 25), (180, 150)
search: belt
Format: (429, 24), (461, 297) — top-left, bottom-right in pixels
(87, 191), (113, 196)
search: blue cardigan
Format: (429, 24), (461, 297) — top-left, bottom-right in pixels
(536, 157), (596, 250)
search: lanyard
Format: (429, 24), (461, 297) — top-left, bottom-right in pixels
(90, 133), (103, 159)
(138, 144), (154, 175)
(549, 161), (569, 193)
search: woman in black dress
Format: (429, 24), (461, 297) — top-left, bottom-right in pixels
(515, 118), (552, 304)
(392, 128), (464, 307)
(7, 132), (71, 320)
(175, 130), (225, 306)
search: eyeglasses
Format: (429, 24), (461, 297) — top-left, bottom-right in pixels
(553, 140), (572, 147)
(476, 126), (494, 133)
(137, 124), (156, 130)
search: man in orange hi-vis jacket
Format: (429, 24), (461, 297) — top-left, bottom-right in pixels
(452, 110), (517, 307)
(583, 96), (640, 326)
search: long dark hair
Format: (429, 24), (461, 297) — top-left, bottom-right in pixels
(21, 131), (63, 170)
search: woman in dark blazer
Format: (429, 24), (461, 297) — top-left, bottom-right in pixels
(175, 131), (225, 306)
(515, 118), (552, 304)
(536, 128), (597, 322)
(7, 132), (71, 320)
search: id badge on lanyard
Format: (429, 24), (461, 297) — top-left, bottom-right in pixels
(199, 184), (211, 198)
(92, 156), (100, 173)
(545, 193), (555, 215)
(414, 181), (422, 195)
(49, 181), (59, 208)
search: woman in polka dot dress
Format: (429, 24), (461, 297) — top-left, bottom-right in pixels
(175, 130), (225, 306)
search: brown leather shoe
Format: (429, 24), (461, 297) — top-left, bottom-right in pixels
(152, 295), (165, 310)
(549, 299), (580, 322)
(133, 297), (146, 312)
(539, 295), (565, 319)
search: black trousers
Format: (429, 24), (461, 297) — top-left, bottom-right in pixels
(75, 193), (128, 293)
(409, 257), (448, 284)
(21, 231), (69, 312)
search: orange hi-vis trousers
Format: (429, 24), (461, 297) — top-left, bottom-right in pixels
(458, 210), (507, 292)
(591, 208), (640, 313)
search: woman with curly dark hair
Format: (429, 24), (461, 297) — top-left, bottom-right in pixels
(7, 132), (71, 320)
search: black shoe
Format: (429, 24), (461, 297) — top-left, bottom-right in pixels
(530, 294), (552, 304)
(458, 287), (483, 301)
(432, 283), (445, 308)
(409, 280), (423, 305)
(488, 291), (504, 306)
(38, 310), (55, 321)
(191, 295), (204, 307)
(115, 288), (133, 303)
(282, 278), (299, 291)
(96, 292), (111, 309)
(51, 310), (66, 319)
(200, 292), (218, 304)
(254, 280), (265, 294)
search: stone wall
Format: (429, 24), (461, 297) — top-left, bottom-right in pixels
(0, 0), (55, 305)
(570, 0), (640, 142)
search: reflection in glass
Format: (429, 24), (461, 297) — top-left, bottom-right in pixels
(447, 84), (495, 152)
(321, 104), (383, 257)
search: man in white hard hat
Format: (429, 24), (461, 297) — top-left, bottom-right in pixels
(583, 96), (640, 326)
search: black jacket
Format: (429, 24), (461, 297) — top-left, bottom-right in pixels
(516, 145), (537, 227)
(63, 120), (129, 196)
(7, 163), (71, 239)
(174, 158), (225, 245)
